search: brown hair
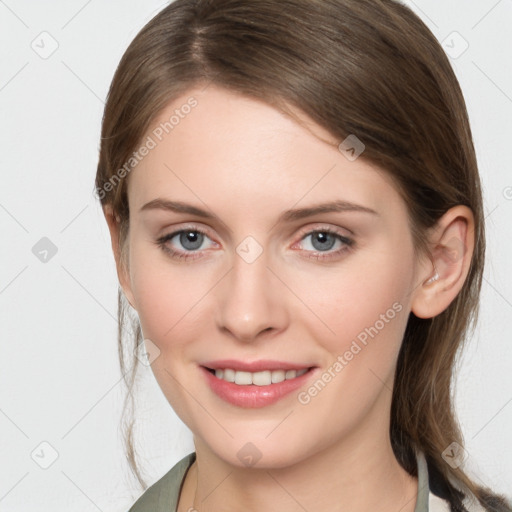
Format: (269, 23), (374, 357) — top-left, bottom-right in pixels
(95, 0), (511, 509)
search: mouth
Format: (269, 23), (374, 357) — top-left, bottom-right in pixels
(199, 361), (317, 408)
(203, 367), (311, 386)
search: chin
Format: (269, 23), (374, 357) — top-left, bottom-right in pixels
(200, 434), (315, 470)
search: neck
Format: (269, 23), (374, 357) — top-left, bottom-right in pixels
(178, 420), (418, 512)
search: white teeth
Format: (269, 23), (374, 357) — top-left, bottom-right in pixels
(234, 371), (252, 385)
(223, 368), (235, 382)
(285, 370), (296, 379)
(252, 370), (271, 386)
(211, 367), (309, 385)
(271, 370), (285, 383)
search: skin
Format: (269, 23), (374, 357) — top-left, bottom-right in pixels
(104, 85), (474, 512)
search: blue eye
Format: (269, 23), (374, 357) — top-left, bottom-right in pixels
(155, 226), (354, 262)
(173, 230), (205, 251)
(156, 228), (214, 261)
(298, 229), (354, 260)
(305, 231), (337, 251)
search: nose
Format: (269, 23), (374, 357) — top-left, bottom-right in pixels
(215, 244), (289, 343)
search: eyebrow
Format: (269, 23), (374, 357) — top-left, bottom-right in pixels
(139, 198), (379, 223)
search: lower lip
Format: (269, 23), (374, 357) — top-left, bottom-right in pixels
(200, 366), (315, 408)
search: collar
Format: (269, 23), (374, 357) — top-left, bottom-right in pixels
(131, 450), (459, 511)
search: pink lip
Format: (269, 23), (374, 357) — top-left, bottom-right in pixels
(200, 364), (317, 408)
(201, 359), (311, 372)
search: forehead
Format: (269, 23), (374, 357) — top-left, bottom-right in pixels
(127, 85), (403, 220)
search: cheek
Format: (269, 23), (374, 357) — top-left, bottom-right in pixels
(286, 257), (411, 438)
(128, 247), (210, 417)
(129, 242), (210, 344)
(294, 249), (413, 363)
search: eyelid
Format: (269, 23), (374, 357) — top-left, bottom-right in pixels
(159, 222), (351, 245)
(293, 222), (352, 239)
(156, 222), (354, 261)
(290, 227), (354, 262)
(158, 223), (215, 241)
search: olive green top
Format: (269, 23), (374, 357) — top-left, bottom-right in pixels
(127, 450), (483, 512)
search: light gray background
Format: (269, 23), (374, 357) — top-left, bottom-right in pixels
(0, 1), (511, 510)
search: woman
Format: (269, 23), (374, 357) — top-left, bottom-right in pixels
(95, 1), (511, 511)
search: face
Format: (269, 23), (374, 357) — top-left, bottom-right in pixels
(118, 85), (423, 469)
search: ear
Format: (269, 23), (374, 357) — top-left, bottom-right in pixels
(411, 205), (475, 319)
(103, 205), (138, 311)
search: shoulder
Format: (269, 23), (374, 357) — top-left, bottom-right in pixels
(128, 452), (196, 512)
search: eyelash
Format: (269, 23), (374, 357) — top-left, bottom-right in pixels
(154, 225), (355, 262)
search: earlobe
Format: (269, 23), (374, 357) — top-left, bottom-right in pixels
(411, 205), (475, 319)
(102, 205), (138, 311)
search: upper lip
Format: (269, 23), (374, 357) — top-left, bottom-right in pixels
(201, 359), (313, 372)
